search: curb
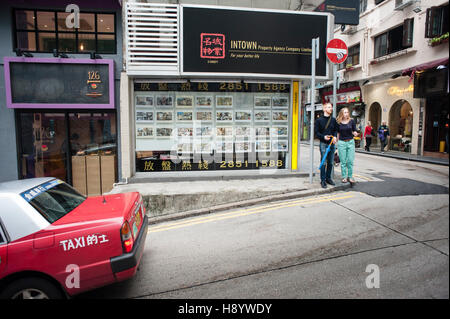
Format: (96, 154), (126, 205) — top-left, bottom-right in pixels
(146, 183), (352, 225)
(355, 149), (449, 166)
(299, 141), (449, 166)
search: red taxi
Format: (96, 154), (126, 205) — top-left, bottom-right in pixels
(0, 177), (148, 299)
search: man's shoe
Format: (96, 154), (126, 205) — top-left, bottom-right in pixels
(321, 181), (327, 188)
(326, 179), (335, 186)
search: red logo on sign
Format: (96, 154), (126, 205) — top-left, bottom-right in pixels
(200, 33), (225, 59)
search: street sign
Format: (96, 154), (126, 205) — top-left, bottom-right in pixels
(315, 0), (360, 26)
(326, 39), (348, 64)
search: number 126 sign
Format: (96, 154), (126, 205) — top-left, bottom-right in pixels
(326, 39), (348, 64)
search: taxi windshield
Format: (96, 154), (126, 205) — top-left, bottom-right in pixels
(28, 183), (86, 223)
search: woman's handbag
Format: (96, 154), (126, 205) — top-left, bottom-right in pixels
(334, 151), (340, 166)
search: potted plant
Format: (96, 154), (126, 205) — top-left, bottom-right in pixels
(430, 32), (449, 47)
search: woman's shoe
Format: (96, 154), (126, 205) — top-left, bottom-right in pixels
(348, 178), (356, 184)
(342, 178), (348, 183)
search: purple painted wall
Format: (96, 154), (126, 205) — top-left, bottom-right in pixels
(5, 0), (121, 10)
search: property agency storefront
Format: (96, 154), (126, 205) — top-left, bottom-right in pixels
(4, 58), (118, 195)
(122, 3), (333, 178)
(363, 76), (419, 154)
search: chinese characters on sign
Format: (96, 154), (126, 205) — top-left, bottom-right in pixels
(139, 158), (286, 172)
(200, 33), (225, 59)
(60, 234), (109, 252)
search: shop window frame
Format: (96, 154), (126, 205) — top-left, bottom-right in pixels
(14, 109), (118, 186)
(12, 8), (117, 54)
(133, 82), (291, 173)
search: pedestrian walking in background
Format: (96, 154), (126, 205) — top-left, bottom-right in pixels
(378, 121), (390, 153)
(315, 103), (338, 189)
(336, 107), (359, 184)
(364, 121), (373, 152)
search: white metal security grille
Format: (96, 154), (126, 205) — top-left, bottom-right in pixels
(125, 2), (179, 75)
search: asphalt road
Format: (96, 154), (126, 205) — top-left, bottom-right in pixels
(78, 153), (449, 299)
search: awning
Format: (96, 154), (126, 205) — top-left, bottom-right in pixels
(402, 57), (449, 76)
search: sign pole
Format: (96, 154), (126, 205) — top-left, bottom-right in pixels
(309, 37), (319, 184)
(333, 63), (337, 117)
(325, 38), (348, 182)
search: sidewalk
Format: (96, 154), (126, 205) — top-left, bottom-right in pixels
(301, 141), (449, 166)
(108, 142), (447, 225)
(109, 175), (351, 224)
(355, 148), (449, 166)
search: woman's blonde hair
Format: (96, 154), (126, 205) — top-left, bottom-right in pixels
(336, 107), (350, 124)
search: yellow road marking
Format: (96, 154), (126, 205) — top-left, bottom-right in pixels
(149, 193), (351, 231)
(149, 193), (356, 233)
(353, 174), (372, 181)
(334, 167), (373, 181)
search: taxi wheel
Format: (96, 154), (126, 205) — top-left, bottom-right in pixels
(0, 277), (64, 299)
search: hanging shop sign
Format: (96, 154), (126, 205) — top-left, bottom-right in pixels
(322, 87), (361, 104)
(314, 0), (360, 26)
(414, 68), (448, 98)
(4, 57), (114, 109)
(182, 5), (332, 78)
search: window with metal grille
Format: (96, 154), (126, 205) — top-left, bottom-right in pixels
(13, 9), (116, 54)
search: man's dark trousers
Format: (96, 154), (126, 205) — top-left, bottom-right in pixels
(319, 141), (335, 182)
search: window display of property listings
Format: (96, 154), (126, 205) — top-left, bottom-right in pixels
(134, 82), (290, 172)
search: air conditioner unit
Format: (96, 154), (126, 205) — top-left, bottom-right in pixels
(395, 0), (415, 10)
(341, 26), (358, 35)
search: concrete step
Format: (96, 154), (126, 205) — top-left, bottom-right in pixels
(107, 176), (350, 222)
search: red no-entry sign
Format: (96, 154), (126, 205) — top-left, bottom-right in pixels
(326, 39), (348, 64)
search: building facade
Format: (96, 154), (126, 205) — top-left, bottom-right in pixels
(332, 0), (448, 156)
(0, 0), (123, 195)
(120, 0), (333, 180)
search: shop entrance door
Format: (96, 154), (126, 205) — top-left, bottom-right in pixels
(18, 112), (68, 182)
(69, 112), (117, 196)
(389, 100), (413, 152)
(424, 96), (449, 153)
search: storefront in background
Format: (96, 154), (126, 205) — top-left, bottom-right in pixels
(413, 64), (449, 155)
(4, 57), (117, 195)
(362, 76), (419, 154)
(320, 83), (364, 147)
(123, 3), (333, 177)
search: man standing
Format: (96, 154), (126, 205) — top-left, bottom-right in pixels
(378, 121), (390, 153)
(314, 103), (338, 188)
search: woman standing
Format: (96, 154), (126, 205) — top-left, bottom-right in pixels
(364, 121), (373, 152)
(337, 108), (359, 184)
